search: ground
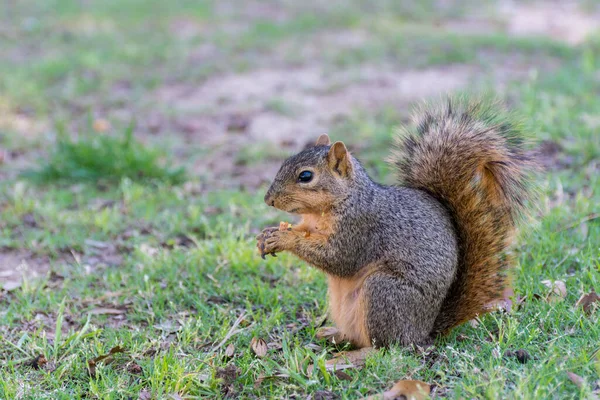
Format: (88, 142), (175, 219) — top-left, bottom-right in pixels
(0, 0), (599, 398)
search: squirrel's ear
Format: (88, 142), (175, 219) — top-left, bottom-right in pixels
(327, 141), (352, 176)
(315, 134), (331, 146)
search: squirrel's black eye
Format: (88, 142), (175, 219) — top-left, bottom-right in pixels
(298, 170), (313, 183)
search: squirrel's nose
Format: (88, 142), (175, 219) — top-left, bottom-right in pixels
(264, 193), (275, 207)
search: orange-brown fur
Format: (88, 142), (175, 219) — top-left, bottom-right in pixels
(393, 100), (535, 333)
(293, 212), (335, 238)
(327, 264), (379, 348)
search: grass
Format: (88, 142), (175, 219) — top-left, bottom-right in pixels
(1, 0), (599, 399)
(24, 123), (185, 184)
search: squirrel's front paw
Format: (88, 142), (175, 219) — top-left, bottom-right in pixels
(256, 227), (288, 259)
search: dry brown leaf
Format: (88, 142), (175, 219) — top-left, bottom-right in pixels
(576, 292), (600, 314)
(127, 362), (143, 374)
(225, 343), (235, 358)
(87, 346), (126, 377)
(88, 307), (127, 315)
(254, 373), (266, 389)
(93, 118), (111, 133)
(138, 389), (152, 400)
(566, 371), (585, 388)
(316, 347), (375, 373)
(364, 379), (431, 400)
(81, 291), (126, 305)
(316, 326), (340, 340)
(504, 349), (531, 364)
(333, 347), (373, 366)
(334, 370), (353, 381)
(250, 337), (267, 358)
(306, 343), (323, 352)
(542, 280), (567, 303)
(24, 354), (47, 370)
(566, 372), (600, 400)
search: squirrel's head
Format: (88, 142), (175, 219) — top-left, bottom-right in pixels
(264, 134), (355, 214)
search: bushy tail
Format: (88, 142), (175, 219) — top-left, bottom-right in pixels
(390, 97), (536, 334)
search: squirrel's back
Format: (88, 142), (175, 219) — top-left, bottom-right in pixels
(390, 97), (535, 334)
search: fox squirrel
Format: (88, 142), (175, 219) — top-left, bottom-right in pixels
(256, 98), (535, 348)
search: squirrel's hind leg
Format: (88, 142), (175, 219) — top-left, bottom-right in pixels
(363, 272), (440, 347)
(327, 274), (371, 348)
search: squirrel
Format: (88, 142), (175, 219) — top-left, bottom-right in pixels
(256, 97), (535, 348)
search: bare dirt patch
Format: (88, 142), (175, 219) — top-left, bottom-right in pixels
(276, 29), (373, 60)
(157, 56), (558, 189)
(437, 1), (599, 45)
(159, 64), (474, 188)
(164, 65), (471, 141)
(213, 0), (291, 24)
(499, 1), (599, 45)
(0, 250), (52, 291)
(169, 17), (208, 40)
